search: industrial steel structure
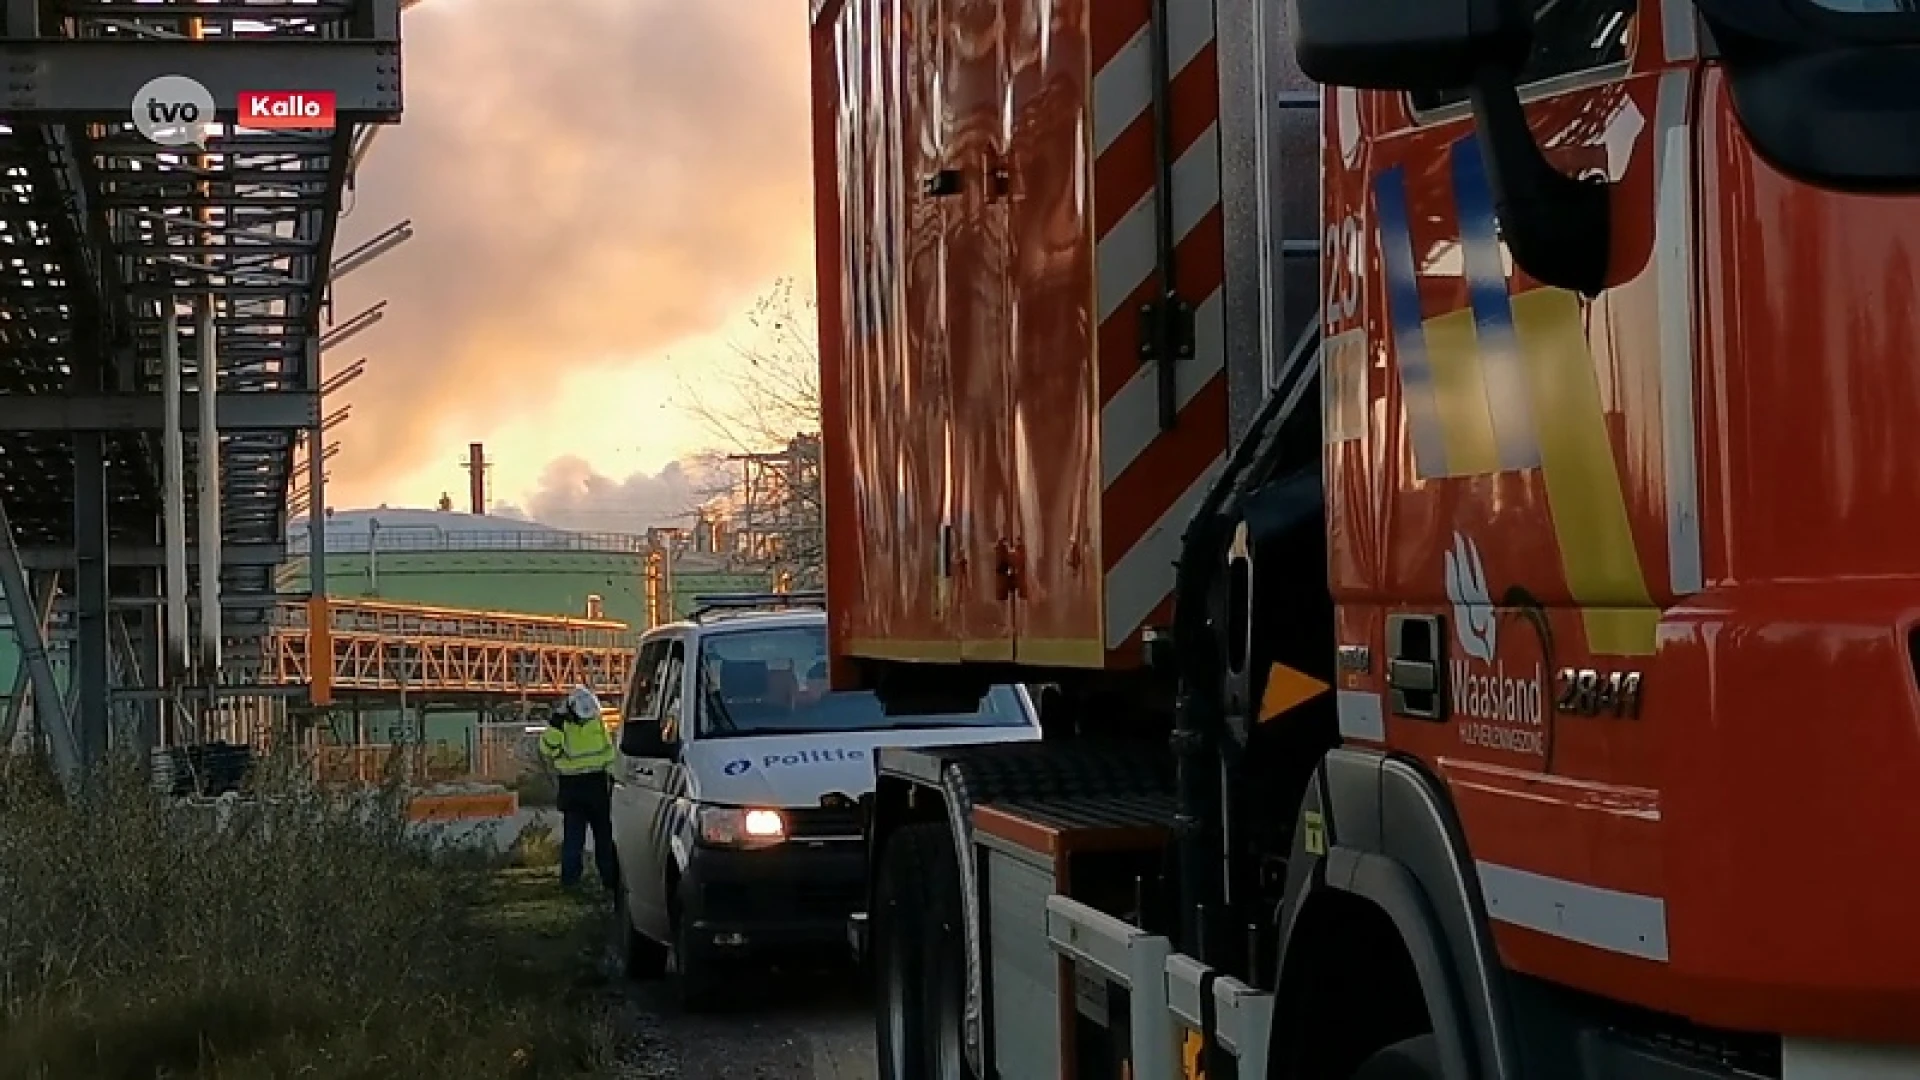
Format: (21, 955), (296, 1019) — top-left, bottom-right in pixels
(265, 512), (762, 730)
(0, 0), (403, 784)
(265, 596), (632, 700)
(726, 432), (822, 589)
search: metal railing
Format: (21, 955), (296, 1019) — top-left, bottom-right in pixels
(287, 529), (654, 556)
(273, 597), (633, 648)
(1046, 895), (1274, 1079)
(264, 598), (636, 698)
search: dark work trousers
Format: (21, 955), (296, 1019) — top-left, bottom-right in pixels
(556, 772), (618, 890)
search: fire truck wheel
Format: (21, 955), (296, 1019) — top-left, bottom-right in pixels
(1348, 1035), (1442, 1079)
(919, 821), (970, 1080)
(874, 822), (939, 1080)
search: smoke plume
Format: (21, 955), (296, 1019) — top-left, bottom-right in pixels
(328, 0), (814, 499)
(509, 454), (729, 534)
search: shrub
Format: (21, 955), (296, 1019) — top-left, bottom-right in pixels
(512, 818), (563, 868)
(0, 752), (616, 1079)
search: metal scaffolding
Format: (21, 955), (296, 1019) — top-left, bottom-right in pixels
(265, 597), (635, 700)
(0, 0), (403, 783)
(726, 433), (823, 588)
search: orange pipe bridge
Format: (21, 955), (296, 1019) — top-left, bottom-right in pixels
(265, 597), (635, 706)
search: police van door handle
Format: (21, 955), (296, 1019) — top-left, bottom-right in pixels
(1385, 614), (1446, 721)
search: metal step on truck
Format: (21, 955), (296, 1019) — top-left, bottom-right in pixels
(807, 0), (1920, 1077)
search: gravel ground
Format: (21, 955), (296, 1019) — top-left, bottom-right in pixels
(605, 966), (877, 1080)
(583, 906), (877, 1080)
(472, 812), (879, 1078)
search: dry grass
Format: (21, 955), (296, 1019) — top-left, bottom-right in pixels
(0, 754), (619, 1080)
(511, 819), (563, 869)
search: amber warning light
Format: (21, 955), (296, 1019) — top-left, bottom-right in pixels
(237, 90), (336, 130)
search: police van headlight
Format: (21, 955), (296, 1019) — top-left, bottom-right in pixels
(696, 806), (787, 850)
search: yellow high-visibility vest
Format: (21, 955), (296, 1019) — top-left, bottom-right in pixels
(539, 717), (615, 776)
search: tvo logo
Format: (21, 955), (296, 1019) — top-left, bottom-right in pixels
(132, 74), (214, 148)
(131, 77), (339, 147)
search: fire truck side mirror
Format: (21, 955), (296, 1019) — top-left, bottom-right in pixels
(1288, 0), (1531, 92)
(1290, 0), (1614, 296)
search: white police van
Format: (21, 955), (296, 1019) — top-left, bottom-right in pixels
(606, 592), (1040, 1009)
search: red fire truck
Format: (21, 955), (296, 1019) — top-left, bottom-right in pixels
(807, 0), (1920, 1076)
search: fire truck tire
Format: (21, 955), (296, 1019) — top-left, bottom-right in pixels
(919, 820), (971, 1080)
(874, 822), (973, 1080)
(874, 822), (937, 1080)
(1348, 1035), (1442, 1079)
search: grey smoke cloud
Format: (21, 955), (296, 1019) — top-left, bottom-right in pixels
(328, 0), (813, 503)
(510, 454), (730, 534)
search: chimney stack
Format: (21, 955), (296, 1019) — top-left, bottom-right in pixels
(467, 443), (486, 515)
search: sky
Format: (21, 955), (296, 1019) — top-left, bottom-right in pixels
(320, 0), (816, 522)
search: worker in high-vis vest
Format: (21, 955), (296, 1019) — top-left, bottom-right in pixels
(538, 685), (619, 892)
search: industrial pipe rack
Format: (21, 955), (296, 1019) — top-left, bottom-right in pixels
(0, 0), (403, 782)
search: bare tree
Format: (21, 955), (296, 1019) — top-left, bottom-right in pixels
(674, 278), (824, 587)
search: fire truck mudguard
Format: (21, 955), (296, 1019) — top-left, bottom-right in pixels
(1276, 747), (1522, 1080)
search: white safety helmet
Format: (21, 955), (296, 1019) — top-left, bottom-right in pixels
(565, 685), (603, 721)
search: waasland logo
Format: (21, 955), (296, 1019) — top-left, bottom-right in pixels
(1444, 532), (1497, 663)
(1444, 532), (1545, 757)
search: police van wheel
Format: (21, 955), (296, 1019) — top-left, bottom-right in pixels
(613, 882), (667, 980)
(670, 881), (722, 1013)
(1349, 1035), (1443, 1080)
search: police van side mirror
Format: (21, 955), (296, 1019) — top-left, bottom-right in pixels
(1289, 0), (1530, 91)
(620, 718), (670, 758)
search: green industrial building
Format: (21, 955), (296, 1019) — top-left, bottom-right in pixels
(283, 507), (771, 623)
(283, 507), (651, 623)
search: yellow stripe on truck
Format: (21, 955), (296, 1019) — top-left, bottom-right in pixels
(1510, 288), (1658, 656)
(1425, 308), (1504, 478)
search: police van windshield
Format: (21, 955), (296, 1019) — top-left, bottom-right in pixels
(694, 625), (1028, 738)
(1804, 0), (1920, 10)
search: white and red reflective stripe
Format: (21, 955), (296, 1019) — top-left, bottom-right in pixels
(1105, 454), (1225, 649)
(1091, 0), (1230, 652)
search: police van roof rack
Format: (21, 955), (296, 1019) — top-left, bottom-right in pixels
(687, 591), (827, 622)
